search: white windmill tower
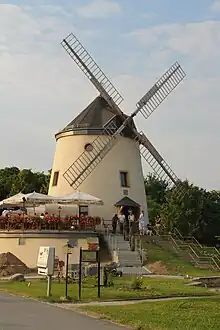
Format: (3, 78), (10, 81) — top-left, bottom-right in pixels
(48, 33), (186, 220)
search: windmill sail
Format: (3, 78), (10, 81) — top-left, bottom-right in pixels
(135, 62), (186, 120)
(61, 32), (186, 198)
(61, 33), (124, 116)
(63, 117), (121, 189)
(135, 132), (185, 199)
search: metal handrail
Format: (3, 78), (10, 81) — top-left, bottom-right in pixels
(135, 235), (147, 265)
(170, 233), (220, 270)
(173, 227), (220, 257)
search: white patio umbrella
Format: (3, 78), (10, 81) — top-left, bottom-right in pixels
(24, 191), (58, 205)
(0, 192), (26, 206)
(57, 191), (103, 205)
(0, 191), (58, 208)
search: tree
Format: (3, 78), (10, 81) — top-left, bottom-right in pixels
(0, 167), (51, 200)
(0, 167), (20, 200)
(145, 174), (168, 224)
(145, 175), (220, 245)
(160, 181), (207, 236)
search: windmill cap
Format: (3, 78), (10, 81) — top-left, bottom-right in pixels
(56, 96), (136, 139)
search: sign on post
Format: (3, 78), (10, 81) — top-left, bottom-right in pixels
(79, 236), (101, 300)
(37, 246), (55, 276)
(37, 246), (55, 297)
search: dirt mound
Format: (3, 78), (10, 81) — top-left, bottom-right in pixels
(147, 261), (169, 275)
(0, 252), (30, 277)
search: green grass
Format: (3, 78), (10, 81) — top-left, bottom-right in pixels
(0, 277), (216, 303)
(81, 297), (220, 330)
(144, 241), (220, 277)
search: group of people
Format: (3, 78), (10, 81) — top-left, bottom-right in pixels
(111, 209), (148, 236)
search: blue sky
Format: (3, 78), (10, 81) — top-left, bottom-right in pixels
(1, 0), (220, 189)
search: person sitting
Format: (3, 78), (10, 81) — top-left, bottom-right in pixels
(146, 224), (153, 236)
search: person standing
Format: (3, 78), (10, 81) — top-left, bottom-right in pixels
(128, 210), (137, 250)
(112, 214), (118, 234)
(128, 209), (135, 233)
(118, 212), (125, 235)
(138, 210), (147, 235)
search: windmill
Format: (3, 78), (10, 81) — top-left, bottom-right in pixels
(48, 33), (186, 220)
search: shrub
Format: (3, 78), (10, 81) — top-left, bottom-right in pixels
(131, 276), (144, 290)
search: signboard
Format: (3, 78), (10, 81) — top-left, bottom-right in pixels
(87, 237), (99, 251)
(37, 247), (50, 268)
(82, 250), (98, 263)
(37, 246), (55, 276)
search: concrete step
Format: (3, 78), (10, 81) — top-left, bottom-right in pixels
(118, 266), (149, 275)
(118, 251), (140, 259)
(105, 233), (142, 268)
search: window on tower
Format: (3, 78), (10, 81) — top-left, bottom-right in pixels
(52, 171), (59, 186)
(120, 171), (129, 187)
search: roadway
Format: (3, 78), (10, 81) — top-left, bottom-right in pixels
(0, 292), (127, 330)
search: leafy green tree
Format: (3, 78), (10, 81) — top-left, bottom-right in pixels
(145, 176), (220, 244)
(144, 174), (168, 224)
(0, 167), (20, 200)
(161, 181), (206, 235)
(0, 167), (51, 201)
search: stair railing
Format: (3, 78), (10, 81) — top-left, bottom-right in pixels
(173, 228), (220, 258)
(135, 235), (147, 266)
(170, 233), (220, 270)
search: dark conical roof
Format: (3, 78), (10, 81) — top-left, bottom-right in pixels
(57, 96), (136, 139)
(115, 196), (140, 208)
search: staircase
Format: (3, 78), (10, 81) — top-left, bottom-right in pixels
(152, 226), (220, 271)
(107, 233), (149, 275)
(171, 229), (220, 270)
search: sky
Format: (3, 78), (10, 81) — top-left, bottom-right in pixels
(0, 0), (220, 190)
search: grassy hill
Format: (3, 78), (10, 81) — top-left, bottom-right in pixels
(142, 238), (220, 277)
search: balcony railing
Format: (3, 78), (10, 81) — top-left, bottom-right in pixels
(0, 215), (101, 231)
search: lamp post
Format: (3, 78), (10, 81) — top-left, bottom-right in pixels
(58, 206), (62, 220)
(22, 197), (26, 214)
(22, 197), (27, 230)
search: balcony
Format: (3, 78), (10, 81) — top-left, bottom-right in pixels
(0, 215), (101, 232)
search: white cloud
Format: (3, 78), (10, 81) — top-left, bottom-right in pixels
(0, 4), (97, 171)
(123, 20), (220, 189)
(76, 0), (121, 18)
(128, 21), (220, 59)
(211, 0), (220, 12)
(1, 4), (220, 190)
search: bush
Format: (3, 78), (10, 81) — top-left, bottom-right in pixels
(131, 277), (144, 290)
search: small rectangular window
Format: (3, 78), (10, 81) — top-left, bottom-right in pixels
(18, 238), (25, 245)
(120, 171), (129, 187)
(52, 171), (59, 186)
(123, 189), (129, 196)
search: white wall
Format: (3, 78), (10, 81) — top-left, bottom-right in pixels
(0, 237), (89, 268)
(49, 132), (148, 221)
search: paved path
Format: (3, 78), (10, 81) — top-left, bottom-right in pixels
(58, 295), (208, 308)
(0, 292), (127, 330)
(0, 274), (185, 281)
